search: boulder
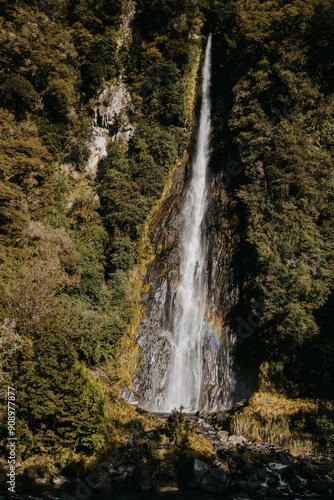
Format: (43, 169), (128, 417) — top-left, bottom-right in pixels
(237, 479), (250, 492)
(52, 475), (67, 485)
(267, 475), (278, 486)
(277, 451), (294, 465)
(216, 412), (228, 422)
(257, 466), (267, 480)
(217, 430), (229, 442)
(153, 468), (178, 492)
(156, 486), (180, 493)
(247, 472), (258, 483)
(255, 486), (268, 495)
(109, 465), (135, 484)
(180, 457), (210, 488)
(311, 479), (329, 493)
(139, 479), (152, 491)
(228, 435), (247, 446)
(247, 480), (263, 493)
(200, 466), (228, 493)
(268, 487), (282, 497)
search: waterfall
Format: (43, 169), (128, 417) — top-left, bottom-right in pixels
(126, 34), (236, 413)
(162, 35), (212, 411)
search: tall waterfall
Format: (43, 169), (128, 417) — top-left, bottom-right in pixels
(163, 35), (212, 411)
(127, 34), (236, 413)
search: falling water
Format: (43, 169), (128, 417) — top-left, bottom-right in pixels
(126, 34), (235, 412)
(163, 35), (212, 411)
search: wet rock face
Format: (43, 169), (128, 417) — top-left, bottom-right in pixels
(200, 173), (240, 409)
(127, 160), (240, 411)
(125, 162), (186, 409)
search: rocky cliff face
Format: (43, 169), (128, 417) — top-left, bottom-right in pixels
(86, 80), (134, 175)
(86, 0), (135, 176)
(124, 156), (240, 411)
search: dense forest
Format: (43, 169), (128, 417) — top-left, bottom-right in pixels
(212, 0), (334, 400)
(0, 0), (333, 477)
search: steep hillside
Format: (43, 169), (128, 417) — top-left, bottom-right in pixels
(0, 0), (208, 468)
(211, 0), (334, 399)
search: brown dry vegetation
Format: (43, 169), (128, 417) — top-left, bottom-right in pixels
(228, 392), (334, 455)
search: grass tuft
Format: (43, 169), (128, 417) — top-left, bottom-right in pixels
(227, 392), (334, 455)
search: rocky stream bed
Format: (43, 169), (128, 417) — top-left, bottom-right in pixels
(1, 412), (333, 500)
(101, 414), (333, 499)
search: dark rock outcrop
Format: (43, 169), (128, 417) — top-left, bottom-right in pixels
(125, 157), (240, 410)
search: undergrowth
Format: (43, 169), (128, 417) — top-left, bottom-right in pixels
(227, 392), (334, 455)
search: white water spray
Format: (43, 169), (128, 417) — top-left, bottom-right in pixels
(163, 35), (212, 411)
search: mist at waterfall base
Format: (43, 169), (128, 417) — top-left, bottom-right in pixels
(127, 35), (236, 413)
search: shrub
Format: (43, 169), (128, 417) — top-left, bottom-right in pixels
(165, 407), (189, 446)
(0, 75), (39, 118)
(82, 35), (118, 98)
(43, 79), (75, 122)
